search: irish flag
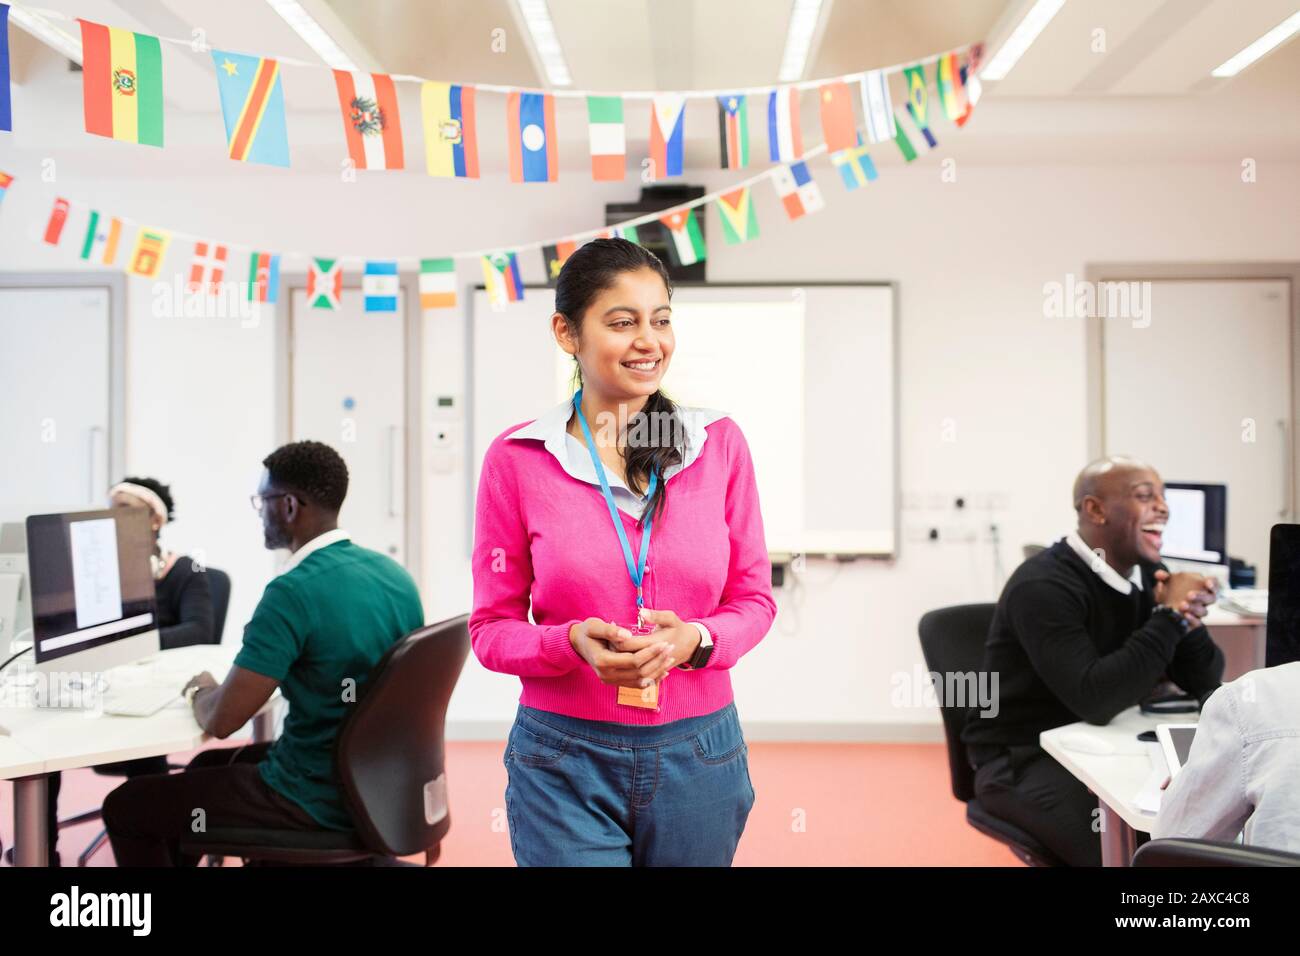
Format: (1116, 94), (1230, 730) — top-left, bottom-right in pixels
(78, 20), (164, 147)
(658, 209), (706, 266)
(419, 258), (456, 309)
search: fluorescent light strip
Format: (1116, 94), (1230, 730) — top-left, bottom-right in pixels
(1211, 11), (1300, 77)
(517, 0), (572, 86)
(778, 0), (823, 82)
(8, 6), (83, 64)
(265, 0), (360, 72)
(980, 0), (1066, 81)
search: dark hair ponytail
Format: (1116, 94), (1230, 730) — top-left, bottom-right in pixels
(554, 237), (683, 524)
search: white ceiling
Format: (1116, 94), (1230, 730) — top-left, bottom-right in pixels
(3, 0), (1299, 168)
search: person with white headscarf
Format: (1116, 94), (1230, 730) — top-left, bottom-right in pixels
(108, 476), (215, 650)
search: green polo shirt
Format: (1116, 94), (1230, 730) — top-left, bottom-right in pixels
(234, 538), (425, 830)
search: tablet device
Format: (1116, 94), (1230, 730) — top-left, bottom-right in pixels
(1156, 723), (1198, 778)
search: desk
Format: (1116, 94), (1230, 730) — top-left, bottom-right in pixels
(1204, 607), (1266, 681)
(1041, 706), (1193, 867)
(0, 644), (280, 867)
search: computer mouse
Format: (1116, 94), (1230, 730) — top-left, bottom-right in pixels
(1059, 732), (1115, 756)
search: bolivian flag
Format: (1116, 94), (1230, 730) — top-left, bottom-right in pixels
(78, 20), (164, 147)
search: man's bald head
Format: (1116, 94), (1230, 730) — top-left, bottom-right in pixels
(1072, 455), (1169, 570)
(1072, 456), (1154, 512)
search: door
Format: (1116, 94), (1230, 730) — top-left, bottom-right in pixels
(1103, 279), (1291, 580)
(0, 285), (115, 521)
(288, 287), (408, 565)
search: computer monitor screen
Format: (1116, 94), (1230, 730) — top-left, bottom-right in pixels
(1267, 524), (1300, 667)
(1161, 482), (1227, 564)
(26, 508), (157, 665)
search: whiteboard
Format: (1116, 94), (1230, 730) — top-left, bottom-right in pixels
(470, 283), (897, 555)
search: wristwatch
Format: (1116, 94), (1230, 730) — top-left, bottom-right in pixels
(1152, 604), (1192, 635)
(678, 624), (714, 670)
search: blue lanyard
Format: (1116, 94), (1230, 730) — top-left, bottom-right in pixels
(573, 389), (657, 612)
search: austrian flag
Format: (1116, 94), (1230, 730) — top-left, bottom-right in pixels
(333, 70), (404, 170)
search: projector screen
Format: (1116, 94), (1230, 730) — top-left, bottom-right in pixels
(470, 282), (896, 556)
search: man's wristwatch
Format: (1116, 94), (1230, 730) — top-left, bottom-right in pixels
(1152, 604), (1192, 635)
(678, 625), (714, 670)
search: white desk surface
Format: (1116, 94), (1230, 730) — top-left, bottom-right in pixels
(0, 644), (270, 775)
(1040, 706), (1197, 833)
(0, 736), (45, 780)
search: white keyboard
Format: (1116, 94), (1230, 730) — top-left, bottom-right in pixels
(101, 684), (182, 717)
(1219, 588), (1268, 618)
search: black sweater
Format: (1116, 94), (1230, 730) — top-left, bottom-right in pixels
(962, 539), (1224, 761)
(155, 556), (215, 650)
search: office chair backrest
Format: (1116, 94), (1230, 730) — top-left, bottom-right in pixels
(917, 603), (997, 802)
(206, 567), (231, 643)
(335, 614), (470, 856)
(1134, 838), (1300, 867)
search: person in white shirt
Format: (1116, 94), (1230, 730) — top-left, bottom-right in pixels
(1153, 662), (1300, 853)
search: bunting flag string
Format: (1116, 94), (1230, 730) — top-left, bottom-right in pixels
(1, 5), (982, 308)
(6, 70), (978, 302)
(2, 4), (978, 186)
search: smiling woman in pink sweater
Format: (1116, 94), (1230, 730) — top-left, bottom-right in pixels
(470, 238), (776, 866)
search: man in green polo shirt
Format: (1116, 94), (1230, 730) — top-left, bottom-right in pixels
(103, 440), (425, 866)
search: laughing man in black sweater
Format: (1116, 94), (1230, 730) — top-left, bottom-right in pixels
(962, 457), (1224, 866)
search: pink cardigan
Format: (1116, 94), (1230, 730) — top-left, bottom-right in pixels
(469, 414), (776, 723)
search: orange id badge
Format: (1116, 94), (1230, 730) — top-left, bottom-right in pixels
(616, 621), (662, 712)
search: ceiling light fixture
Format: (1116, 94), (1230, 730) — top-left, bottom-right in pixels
(8, 5), (83, 64)
(516, 0), (572, 86)
(265, 0), (360, 72)
(980, 0), (1066, 82)
(1211, 11), (1300, 77)
(777, 0), (824, 83)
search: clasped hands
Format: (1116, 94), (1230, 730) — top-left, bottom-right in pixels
(569, 609), (702, 690)
(1153, 569), (1218, 630)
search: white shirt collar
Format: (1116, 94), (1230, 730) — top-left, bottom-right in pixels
(506, 398), (727, 516)
(1065, 531), (1143, 595)
(279, 528), (351, 575)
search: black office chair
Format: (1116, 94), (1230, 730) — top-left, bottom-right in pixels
(178, 613), (470, 866)
(918, 603), (1065, 867)
(1134, 838), (1300, 867)
(206, 568), (232, 643)
(67, 567), (232, 866)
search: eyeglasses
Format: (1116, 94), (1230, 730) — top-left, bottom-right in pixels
(249, 492), (291, 514)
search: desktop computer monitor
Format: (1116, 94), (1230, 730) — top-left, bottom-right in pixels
(25, 508), (159, 674)
(1266, 524), (1300, 667)
(1161, 482), (1227, 565)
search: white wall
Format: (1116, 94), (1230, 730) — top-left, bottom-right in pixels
(3, 64), (1298, 735)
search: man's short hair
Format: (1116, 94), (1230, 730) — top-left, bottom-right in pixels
(263, 441), (349, 512)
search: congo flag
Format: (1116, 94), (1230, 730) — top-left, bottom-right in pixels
(78, 19), (164, 146)
(211, 49), (290, 167)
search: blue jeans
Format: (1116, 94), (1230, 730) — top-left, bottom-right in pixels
(504, 701), (756, 866)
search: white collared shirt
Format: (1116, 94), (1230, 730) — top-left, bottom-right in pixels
(1065, 531), (1143, 595)
(504, 398), (728, 519)
(279, 528), (351, 575)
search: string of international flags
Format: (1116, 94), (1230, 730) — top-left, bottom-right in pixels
(0, 2), (981, 312)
